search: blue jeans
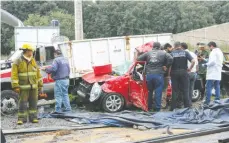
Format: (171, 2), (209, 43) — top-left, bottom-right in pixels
(146, 74), (164, 111)
(204, 80), (220, 105)
(54, 79), (72, 112)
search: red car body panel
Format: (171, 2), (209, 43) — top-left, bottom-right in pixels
(101, 61), (148, 111)
(82, 72), (113, 84)
(135, 41), (154, 53)
(102, 75), (131, 105)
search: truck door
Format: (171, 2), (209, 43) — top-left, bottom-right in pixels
(38, 46), (55, 83)
(129, 62), (148, 111)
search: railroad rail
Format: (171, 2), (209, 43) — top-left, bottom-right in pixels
(135, 124), (229, 143)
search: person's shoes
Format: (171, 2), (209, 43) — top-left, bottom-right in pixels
(17, 120), (23, 125)
(63, 110), (72, 113)
(31, 119), (39, 123)
(50, 111), (63, 114)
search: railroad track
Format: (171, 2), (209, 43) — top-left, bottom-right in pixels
(135, 124), (229, 143)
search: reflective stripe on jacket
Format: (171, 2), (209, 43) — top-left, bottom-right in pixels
(11, 56), (43, 89)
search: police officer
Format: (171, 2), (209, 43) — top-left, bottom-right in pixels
(169, 42), (195, 111)
(11, 44), (43, 125)
(138, 42), (173, 111)
(43, 50), (71, 113)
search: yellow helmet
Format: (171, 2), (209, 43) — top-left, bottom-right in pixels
(21, 44), (35, 51)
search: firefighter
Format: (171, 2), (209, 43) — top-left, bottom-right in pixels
(11, 44), (43, 125)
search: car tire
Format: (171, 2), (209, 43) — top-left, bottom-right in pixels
(1, 90), (19, 115)
(102, 93), (125, 113)
(192, 89), (201, 102)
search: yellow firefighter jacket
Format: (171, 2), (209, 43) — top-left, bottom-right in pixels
(11, 55), (43, 90)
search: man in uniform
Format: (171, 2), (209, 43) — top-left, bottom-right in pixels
(197, 43), (209, 99)
(11, 44), (43, 125)
(169, 42), (195, 111)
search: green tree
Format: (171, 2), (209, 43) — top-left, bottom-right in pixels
(24, 11), (75, 40)
(1, 1), (61, 55)
(1, 23), (14, 55)
(215, 3), (229, 23)
(176, 2), (215, 33)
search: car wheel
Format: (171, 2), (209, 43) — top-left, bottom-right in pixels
(102, 93), (125, 113)
(192, 89), (200, 102)
(1, 90), (19, 116)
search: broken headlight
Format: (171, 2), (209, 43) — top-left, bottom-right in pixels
(89, 82), (102, 102)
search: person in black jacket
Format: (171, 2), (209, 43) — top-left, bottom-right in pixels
(137, 42), (173, 111)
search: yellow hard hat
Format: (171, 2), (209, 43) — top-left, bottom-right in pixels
(21, 44), (35, 51)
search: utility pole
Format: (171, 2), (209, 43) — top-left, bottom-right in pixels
(74, 0), (83, 40)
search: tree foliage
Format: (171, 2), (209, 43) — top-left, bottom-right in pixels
(1, 1), (229, 55)
(24, 11), (75, 40)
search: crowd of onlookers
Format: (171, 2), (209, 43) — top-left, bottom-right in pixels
(137, 41), (224, 111)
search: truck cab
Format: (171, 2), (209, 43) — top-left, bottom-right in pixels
(0, 45), (56, 115)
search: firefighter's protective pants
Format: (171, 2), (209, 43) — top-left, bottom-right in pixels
(18, 89), (38, 122)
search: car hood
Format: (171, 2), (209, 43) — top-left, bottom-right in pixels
(82, 72), (114, 84)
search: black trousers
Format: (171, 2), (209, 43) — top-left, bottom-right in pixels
(170, 70), (191, 110)
(1, 130), (6, 143)
(199, 74), (206, 99)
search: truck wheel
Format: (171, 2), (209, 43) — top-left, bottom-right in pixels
(1, 90), (19, 115)
(102, 93), (125, 113)
(192, 89), (200, 102)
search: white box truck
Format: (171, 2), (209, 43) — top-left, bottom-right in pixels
(14, 26), (60, 50)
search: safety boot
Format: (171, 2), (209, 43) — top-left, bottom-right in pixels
(31, 119), (39, 123)
(17, 120), (23, 125)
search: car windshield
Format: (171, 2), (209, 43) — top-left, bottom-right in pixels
(112, 61), (132, 76)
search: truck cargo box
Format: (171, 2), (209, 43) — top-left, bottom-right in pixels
(58, 33), (173, 78)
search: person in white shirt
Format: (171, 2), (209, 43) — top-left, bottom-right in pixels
(202, 42), (224, 105)
(181, 43), (198, 106)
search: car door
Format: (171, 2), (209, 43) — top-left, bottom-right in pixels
(129, 62), (148, 111)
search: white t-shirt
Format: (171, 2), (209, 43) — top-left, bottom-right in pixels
(186, 49), (198, 73)
(206, 48), (224, 80)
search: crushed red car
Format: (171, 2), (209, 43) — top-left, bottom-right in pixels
(77, 61), (149, 112)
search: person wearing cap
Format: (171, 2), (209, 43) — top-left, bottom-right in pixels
(11, 44), (43, 125)
(202, 42), (224, 105)
(169, 42), (195, 111)
(43, 49), (72, 113)
(137, 42), (173, 112)
(181, 42), (198, 106)
(197, 43), (209, 99)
